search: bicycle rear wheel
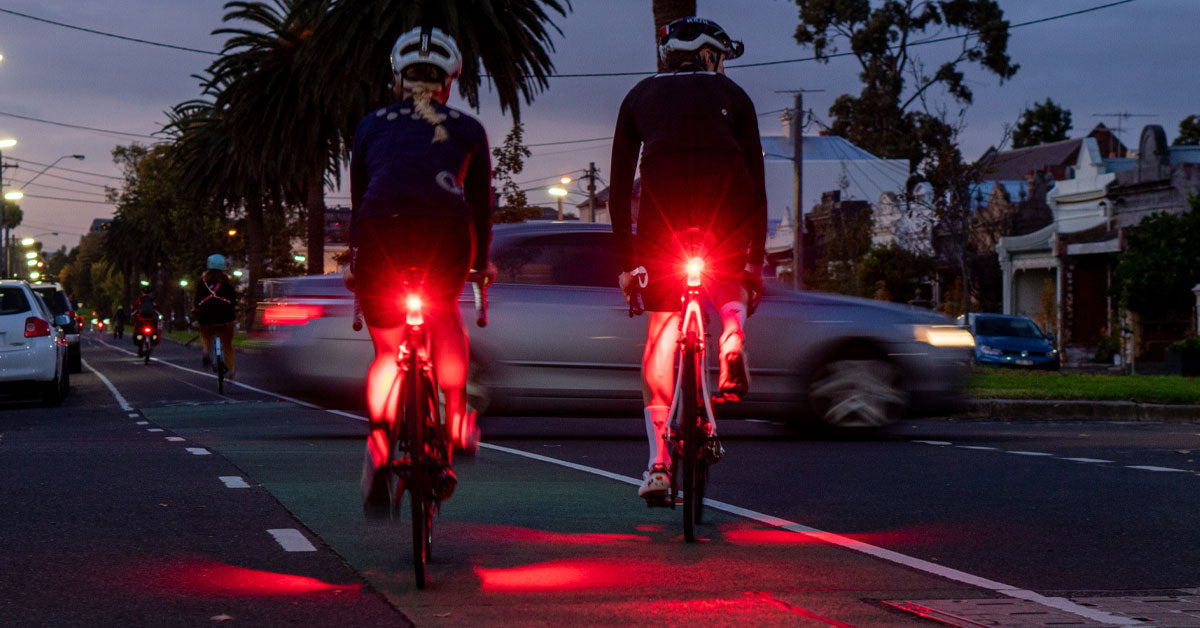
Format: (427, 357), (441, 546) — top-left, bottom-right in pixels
(405, 352), (430, 589)
(215, 338), (225, 394)
(681, 328), (700, 542)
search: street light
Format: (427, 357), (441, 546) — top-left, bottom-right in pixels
(0, 139), (14, 149)
(19, 154), (84, 192)
(548, 186), (568, 220)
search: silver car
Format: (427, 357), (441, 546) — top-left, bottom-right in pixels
(257, 222), (973, 428)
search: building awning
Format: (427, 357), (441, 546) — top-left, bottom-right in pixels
(997, 222), (1055, 257)
(1066, 238), (1120, 256)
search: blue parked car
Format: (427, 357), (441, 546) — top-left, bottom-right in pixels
(958, 313), (1060, 370)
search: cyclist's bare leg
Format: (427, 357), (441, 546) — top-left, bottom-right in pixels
(217, 324), (236, 374)
(717, 286), (751, 396)
(198, 325), (215, 364)
(426, 306), (471, 449)
(643, 311), (681, 469)
(364, 324), (404, 474)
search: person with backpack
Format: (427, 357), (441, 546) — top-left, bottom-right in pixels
(131, 285), (161, 351)
(192, 254), (238, 378)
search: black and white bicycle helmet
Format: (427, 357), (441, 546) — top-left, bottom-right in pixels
(657, 17), (744, 66)
(390, 26), (462, 80)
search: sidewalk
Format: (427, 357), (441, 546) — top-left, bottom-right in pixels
(959, 398), (1200, 423)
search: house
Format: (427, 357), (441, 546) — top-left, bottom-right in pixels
(995, 124), (1200, 361)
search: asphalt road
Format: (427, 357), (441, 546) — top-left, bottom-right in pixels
(3, 330), (1198, 627)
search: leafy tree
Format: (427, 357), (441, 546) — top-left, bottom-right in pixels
(793, 0), (1018, 168)
(807, 202), (873, 296)
(491, 122), (540, 223)
(1174, 114), (1200, 146)
(1012, 98), (1072, 148)
(858, 243), (935, 303)
(1113, 198), (1200, 318)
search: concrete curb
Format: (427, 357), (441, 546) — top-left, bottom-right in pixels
(959, 399), (1200, 423)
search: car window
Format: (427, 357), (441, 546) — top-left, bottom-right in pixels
(493, 232), (621, 288)
(32, 287), (71, 314)
(976, 316), (1044, 339)
(0, 287), (31, 315)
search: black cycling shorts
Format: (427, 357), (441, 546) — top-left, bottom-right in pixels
(353, 214), (472, 329)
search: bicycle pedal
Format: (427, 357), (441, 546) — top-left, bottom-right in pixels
(704, 440), (725, 464)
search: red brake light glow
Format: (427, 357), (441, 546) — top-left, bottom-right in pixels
(686, 257), (704, 287)
(262, 304), (324, 326)
(24, 317), (51, 338)
(143, 326), (153, 335)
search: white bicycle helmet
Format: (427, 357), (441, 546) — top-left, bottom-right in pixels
(657, 17), (744, 66)
(391, 26), (462, 80)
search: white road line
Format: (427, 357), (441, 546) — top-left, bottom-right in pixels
(219, 476), (250, 488)
(1007, 451), (1054, 456)
(147, 428), (164, 433)
(480, 441), (1138, 626)
(83, 358), (133, 411)
(1126, 465), (1189, 473)
(957, 445), (998, 450)
(135, 421), (149, 425)
(913, 440), (952, 445)
(185, 447), (211, 456)
(1064, 457), (1112, 463)
(127, 413), (139, 418)
(267, 528), (316, 552)
(166, 437), (185, 442)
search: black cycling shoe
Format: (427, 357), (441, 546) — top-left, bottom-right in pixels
(436, 467), (458, 501)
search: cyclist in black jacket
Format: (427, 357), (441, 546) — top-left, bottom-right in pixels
(610, 17), (767, 502)
(344, 26), (493, 515)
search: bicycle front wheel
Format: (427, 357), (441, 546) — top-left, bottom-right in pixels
(680, 328), (701, 542)
(405, 353), (430, 589)
(215, 339), (225, 394)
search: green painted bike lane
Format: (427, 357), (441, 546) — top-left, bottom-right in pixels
(143, 400), (980, 626)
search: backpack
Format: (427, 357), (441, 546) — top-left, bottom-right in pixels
(138, 298), (156, 317)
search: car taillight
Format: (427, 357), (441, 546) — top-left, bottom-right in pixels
(686, 257), (704, 287)
(262, 303), (324, 326)
(25, 317), (51, 338)
(405, 294), (424, 326)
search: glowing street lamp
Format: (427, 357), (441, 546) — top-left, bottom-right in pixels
(293, 254), (306, 263)
(25, 259), (36, 267)
(179, 279), (189, 287)
(232, 269), (244, 278)
(559, 176), (572, 185)
(548, 186), (568, 220)
(3, 191), (21, 201)
(29, 271), (40, 280)
(0, 139), (15, 149)
(24, 251), (36, 259)
(20, 237), (34, 246)
(228, 229), (237, 237)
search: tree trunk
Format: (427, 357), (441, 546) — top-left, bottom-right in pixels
(652, 0), (696, 72)
(306, 175), (325, 275)
(244, 197), (266, 332)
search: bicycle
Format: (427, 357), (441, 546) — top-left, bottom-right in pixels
(135, 320), (158, 365)
(352, 269), (488, 588)
(208, 323), (230, 394)
(628, 229), (725, 543)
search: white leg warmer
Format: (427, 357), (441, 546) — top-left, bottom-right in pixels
(644, 405), (670, 469)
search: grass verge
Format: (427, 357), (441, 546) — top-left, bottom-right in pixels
(163, 329), (252, 349)
(970, 368), (1200, 404)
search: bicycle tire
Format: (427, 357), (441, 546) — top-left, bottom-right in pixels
(144, 339), (151, 365)
(406, 350), (429, 589)
(215, 338), (225, 394)
(681, 328), (700, 543)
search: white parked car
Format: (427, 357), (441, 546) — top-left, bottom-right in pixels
(0, 280), (70, 405)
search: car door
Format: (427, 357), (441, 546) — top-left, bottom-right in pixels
(471, 230), (644, 402)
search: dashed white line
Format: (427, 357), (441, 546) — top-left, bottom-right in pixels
(1007, 451), (1053, 456)
(219, 476), (250, 488)
(1064, 457), (1112, 463)
(1126, 465), (1188, 473)
(135, 421), (149, 425)
(147, 428), (164, 433)
(185, 447), (211, 456)
(165, 437), (185, 442)
(127, 413), (139, 418)
(267, 528), (316, 552)
(957, 445), (998, 450)
(913, 440), (952, 445)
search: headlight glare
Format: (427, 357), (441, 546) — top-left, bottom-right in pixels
(913, 324), (975, 348)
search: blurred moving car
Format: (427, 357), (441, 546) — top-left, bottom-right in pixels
(258, 223), (974, 428)
(0, 280), (70, 405)
(958, 312), (1060, 370)
(31, 282), (82, 373)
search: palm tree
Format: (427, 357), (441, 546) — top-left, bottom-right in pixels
(208, 0), (339, 276)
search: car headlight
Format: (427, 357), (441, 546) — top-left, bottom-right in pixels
(978, 344), (1002, 355)
(912, 325), (975, 348)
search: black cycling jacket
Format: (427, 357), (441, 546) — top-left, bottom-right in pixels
(609, 70), (767, 272)
(350, 97), (492, 270)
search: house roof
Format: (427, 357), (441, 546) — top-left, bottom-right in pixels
(978, 124), (1129, 182)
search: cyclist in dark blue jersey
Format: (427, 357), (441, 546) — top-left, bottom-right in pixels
(344, 26), (493, 515)
(610, 17), (767, 502)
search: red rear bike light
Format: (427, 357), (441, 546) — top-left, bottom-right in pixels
(686, 257), (704, 287)
(143, 326), (153, 335)
(262, 304), (324, 326)
(24, 317), (51, 338)
(405, 294), (424, 326)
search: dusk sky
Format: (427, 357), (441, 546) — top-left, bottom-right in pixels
(0, 0), (1195, 254)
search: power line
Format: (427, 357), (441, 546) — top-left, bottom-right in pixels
(8, 180), (108, 197)
(18, 193), (112, 205)
(6, 156), (123, 181)
(0, 7), (219, 56)
(0, 110), (160, 140)
(526, 137), (610, 147)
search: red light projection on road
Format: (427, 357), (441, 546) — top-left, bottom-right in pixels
(475, 559), (645, 591)
(471, 524), (651, 545)
(149, 559), (356, 597)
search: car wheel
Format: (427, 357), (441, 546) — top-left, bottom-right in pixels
(807, 356), (908, 429)
(68, 344), (82, 374)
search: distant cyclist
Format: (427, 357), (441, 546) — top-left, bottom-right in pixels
(193, 254), (237, 379)
(609, 17), (767, 503)
(113, 306), (128, 339)
(344, 26), (493, 516)
(132, 285), (160, 348)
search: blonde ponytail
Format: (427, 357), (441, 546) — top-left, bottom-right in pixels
(403, 80), (450, 143)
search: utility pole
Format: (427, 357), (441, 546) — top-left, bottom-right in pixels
(0, 153), (17, 278)
(776, 88), (821, 289)
(586, 162), (598, 223)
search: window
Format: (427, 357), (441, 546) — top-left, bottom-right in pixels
(0, 288), (31, 315)
(493, 232), (621, 288)
(976, 316), (1043, 339)
(32, 288), (71, 315)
